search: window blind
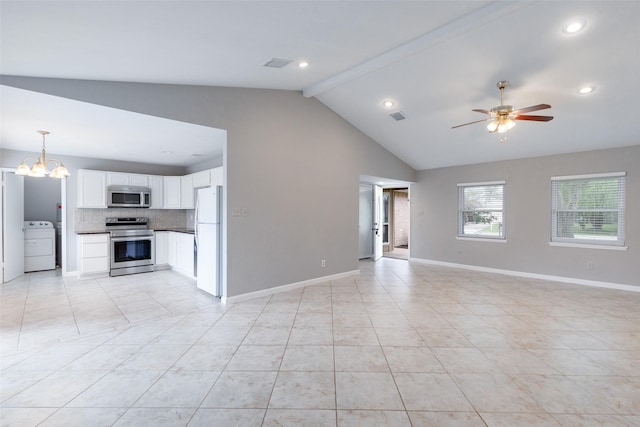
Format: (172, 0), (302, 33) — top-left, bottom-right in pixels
(551, 173), (625, 246)
(458, 183), (505, 239)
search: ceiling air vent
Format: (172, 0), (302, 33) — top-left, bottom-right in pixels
(263, 58), (293, 68)
(389, 111), (407, 121)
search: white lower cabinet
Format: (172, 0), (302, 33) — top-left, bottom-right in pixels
(167, 232), (194, 278)
(154, 231), (169, 267)
(78, 234), (110, 277)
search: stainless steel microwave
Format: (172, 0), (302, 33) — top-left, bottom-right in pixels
(107, 186), (151, 208)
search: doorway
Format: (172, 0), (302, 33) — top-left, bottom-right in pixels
(2, 171), (65, 283)
(382, 188), (409, 260)
(358, 177), (411, 262)
(24, 176), (62, 269)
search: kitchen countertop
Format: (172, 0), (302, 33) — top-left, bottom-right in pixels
(76, 228), (194, 235)
(75, 229), (109, 235)
(153, 228), (195, 234)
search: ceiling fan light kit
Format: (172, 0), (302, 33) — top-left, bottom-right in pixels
(15, 130), (70, 178)
(452, 80), (553, 140)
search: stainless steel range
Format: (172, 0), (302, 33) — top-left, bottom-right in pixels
(107, 217), (155, 276)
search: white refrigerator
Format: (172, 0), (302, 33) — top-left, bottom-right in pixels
(195, 186), (222, 297)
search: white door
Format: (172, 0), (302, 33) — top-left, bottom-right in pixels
(373, 185), (383, 261)
(3, 172), (25, 282)
(358, 185), (374, 259)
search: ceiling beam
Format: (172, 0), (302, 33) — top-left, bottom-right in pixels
(302, 1), (530, 99)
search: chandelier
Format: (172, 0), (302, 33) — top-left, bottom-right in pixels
(15, 130), (70, 178)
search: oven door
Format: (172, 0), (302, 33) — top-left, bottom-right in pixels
(110, 235), (155, 269)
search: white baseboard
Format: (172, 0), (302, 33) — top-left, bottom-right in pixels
(222, 270), (360, 304)
(409, 257), (639, 293)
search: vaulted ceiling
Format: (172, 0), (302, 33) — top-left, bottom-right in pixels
(1, 1), (639, 170)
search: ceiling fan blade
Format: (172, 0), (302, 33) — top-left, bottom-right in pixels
(513, 103), (551, 115)
(451, 118), (490, 129)
(472, 108), (491, 115)
(515, 115), (554, 122)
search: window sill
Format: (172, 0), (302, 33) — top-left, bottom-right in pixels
(548, 242), (628, 251)
(457, 236), (507, 243)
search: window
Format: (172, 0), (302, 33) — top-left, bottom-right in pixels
(551, 172), (626, 247)
(458, 181), (505, 239)
(382, 191), (390, 245)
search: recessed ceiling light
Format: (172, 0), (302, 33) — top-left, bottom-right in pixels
(161, 150), (172, 155)
(382, 100), (395, 108)
(191, 153), (203, 157)
(578, 85), (595, 94)
(563, 19), (586, 34)
(298, 61), (309, 69)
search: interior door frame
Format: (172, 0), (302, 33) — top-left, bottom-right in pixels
(2, 169), (25, 282)
(359, 176), (413, 263)
(59, 176), (68, 276)
(1, 168), (68, 282)
(373, 185), (383, 261)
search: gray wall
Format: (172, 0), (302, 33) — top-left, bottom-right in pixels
(1, 148), (186, 271)
(410, 145), (639, 287)
(1, 76), (416, 297)
(24, 176), (61, 225)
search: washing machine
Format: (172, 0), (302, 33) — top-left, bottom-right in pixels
(24, 221), (56, 272)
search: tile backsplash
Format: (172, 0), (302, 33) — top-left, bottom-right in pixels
(74, 208), (194, 232)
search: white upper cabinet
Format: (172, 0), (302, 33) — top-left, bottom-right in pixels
(210, 167), (223, 186)
(106, 172), (128, 186)
(192, 170), (211, 188)
(129, 174), (149, 187)
(163, 176), (181, 209)
(107, 172), (149, 187)
(181, 174), (195, 209)
(77, 169), (107, 208)
(77, 168), (222, 209)
(148, 175), (164, 209)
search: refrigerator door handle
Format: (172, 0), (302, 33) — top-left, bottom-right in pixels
(194, 198), (199, 245)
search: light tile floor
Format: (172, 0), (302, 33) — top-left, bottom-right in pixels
(1, 260), (639, 426)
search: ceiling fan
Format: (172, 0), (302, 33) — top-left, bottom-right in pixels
(452, 81), (553, 135)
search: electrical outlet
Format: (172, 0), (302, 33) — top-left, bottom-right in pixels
(321, 259), (326, 268)
(586, 261), (593, 269)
